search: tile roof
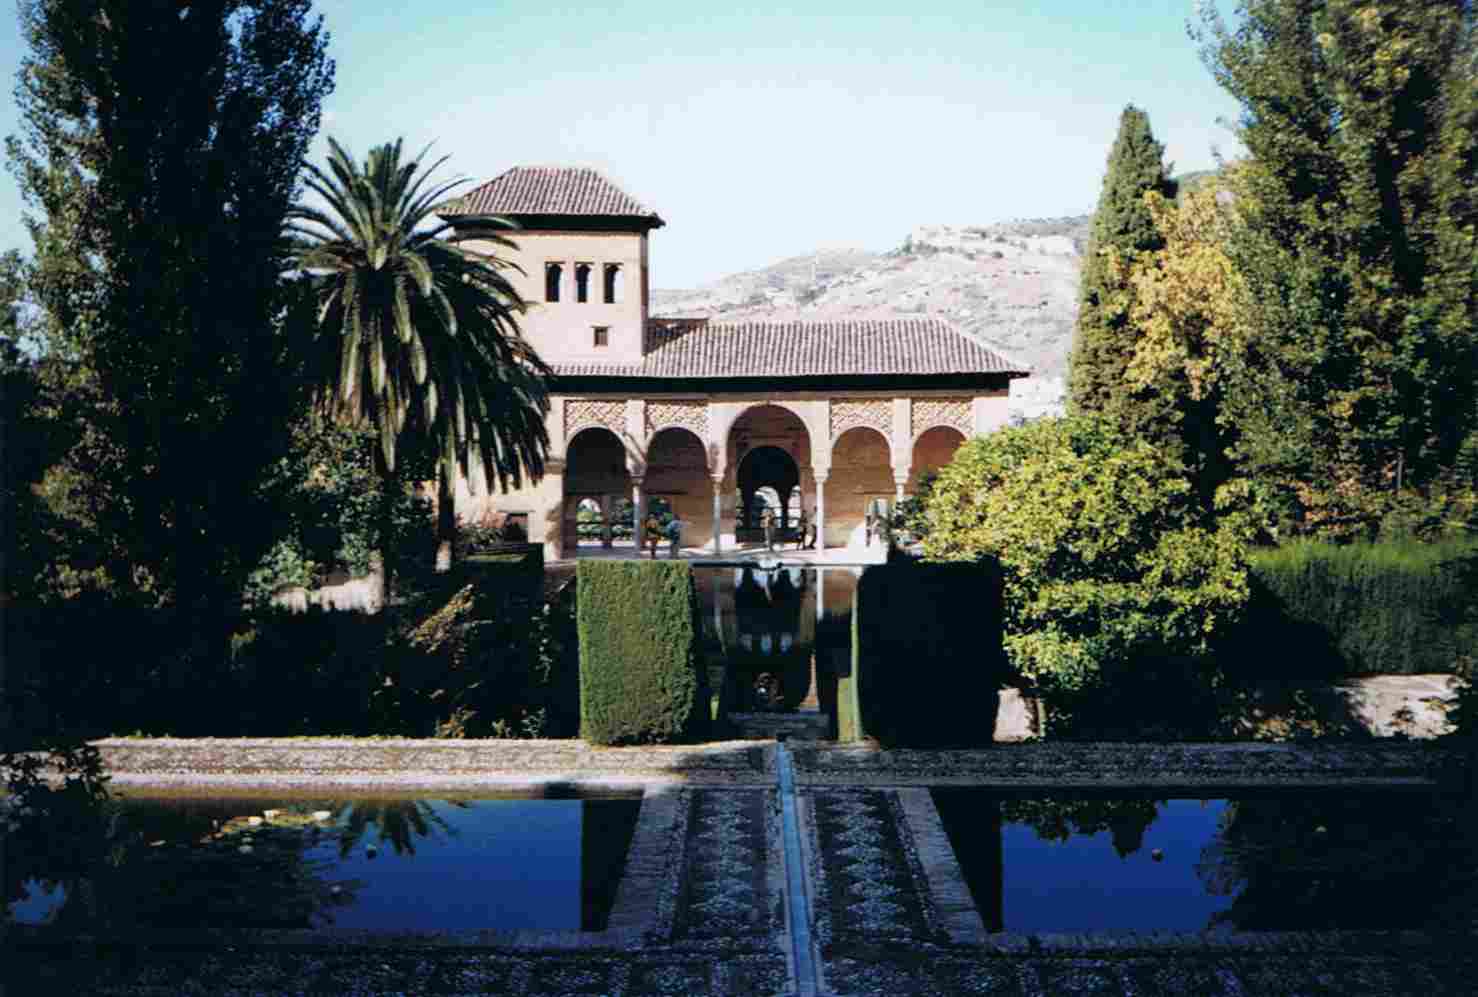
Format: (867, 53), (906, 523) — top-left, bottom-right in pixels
(441, 166), (662, 224)
(550, 317), (1028, 379)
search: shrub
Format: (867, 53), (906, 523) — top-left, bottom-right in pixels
(1235, 537), (1478, 678)
(577, 560), (709, 745)
(847, 560), (1007, 746)
(922, 415), (1250, 694)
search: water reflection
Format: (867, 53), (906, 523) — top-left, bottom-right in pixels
(8, 795), (643, 935)
(695, 565), (858, 722)
(934, 790), (1478, 934)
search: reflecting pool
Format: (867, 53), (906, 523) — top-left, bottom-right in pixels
(932, 789), (1478, 934)
(7, 793), (642, 935)
(693, 565), (858, 721)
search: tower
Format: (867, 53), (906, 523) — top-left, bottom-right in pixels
(439, 166), (664, 366)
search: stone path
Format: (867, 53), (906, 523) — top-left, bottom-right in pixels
(7, 738), (1475, 996)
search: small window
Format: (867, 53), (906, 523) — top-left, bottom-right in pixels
(544, 263), (562, 302)
(593, 326), (610, 348)
(603, 263), (622, 304)
(575, 263), (592, 303)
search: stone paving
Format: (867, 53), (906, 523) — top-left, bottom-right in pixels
(6, 737), (1476, 996)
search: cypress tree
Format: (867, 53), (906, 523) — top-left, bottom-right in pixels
(1068, 105), (1179, 421)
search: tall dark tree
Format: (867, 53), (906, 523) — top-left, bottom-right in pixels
(288, 139), (550, 588)
(7, 1), (334, 650)
(1068, 105), (1179, 422)
(1197, 0), (1478, 530)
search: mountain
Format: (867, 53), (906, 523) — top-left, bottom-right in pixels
(652, 216), (1089, 421)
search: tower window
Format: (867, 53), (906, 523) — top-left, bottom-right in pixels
(544, 263), (562, 302)
(593, 326), (610, 347)
(575, 263), (592, 303)
(603, 263), (623, 303)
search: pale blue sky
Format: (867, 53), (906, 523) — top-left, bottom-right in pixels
(0, 1), (1243, 288)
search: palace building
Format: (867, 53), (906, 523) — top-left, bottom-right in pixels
(439, 166), (1028, 559)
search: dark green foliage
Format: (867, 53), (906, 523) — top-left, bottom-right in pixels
(1068, 105), (1178, 426)
(6, 0), (334, 634)
(3, 566), (579, 740)
(1235, 538), (1478, 677)
(1196, 0), (1478, 527)
(576, 560), (709, 746)
(848, 561), (1008, 747)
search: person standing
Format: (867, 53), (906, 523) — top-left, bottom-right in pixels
(762, 507), (776, 551)
(795, 508), (810, 551)
(644, 512), (662, 559)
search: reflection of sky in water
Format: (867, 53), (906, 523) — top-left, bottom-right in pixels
(10, 798), (640, 934)
(998, 800), (1236, 933)
(315, 799), (583, 932)
(9, 880), (68, 925)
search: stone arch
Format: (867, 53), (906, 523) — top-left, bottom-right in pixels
(563, 426), (631, 554)
(829, 426), (894, 548)
(725, 404), (814, 546)
(737, 446), (801, 537)
(909, 425), (967, 492)
(645, 426), (711, 548)
(715, 401), (812, 461)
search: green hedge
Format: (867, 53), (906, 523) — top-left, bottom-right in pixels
(847, 559), (1008, 747)
(1235, 538), (1478, 678)
(577, 560), (709, 745)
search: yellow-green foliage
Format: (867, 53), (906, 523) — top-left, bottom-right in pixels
(577, 560), (708, 745)
(923, 415), (1250, 690)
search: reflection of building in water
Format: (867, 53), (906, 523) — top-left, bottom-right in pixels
(723, 566), (814, 711)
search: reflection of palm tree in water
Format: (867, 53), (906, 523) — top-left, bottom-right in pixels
(331, 799), (462, 858)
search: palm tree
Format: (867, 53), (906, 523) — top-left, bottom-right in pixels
(288, 138), (550, 594)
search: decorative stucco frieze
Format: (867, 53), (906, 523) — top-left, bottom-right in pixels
(645, 400), (709, 442)
(564, 398), (627, 444)
(911, 397), (973, 439)
(830, 398), (891, 441)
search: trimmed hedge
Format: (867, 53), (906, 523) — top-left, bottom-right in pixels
(1234, 538), (1478, 678)
(847, 559), (1008, 747)
(577, 560), (709, 745)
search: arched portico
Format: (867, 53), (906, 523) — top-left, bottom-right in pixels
(725, 404), (813, 547)
(563, 426), (632, 556)
(909, 425), (968, 492)
(830, 426), (893, 549)
(645, 426), (710, 548)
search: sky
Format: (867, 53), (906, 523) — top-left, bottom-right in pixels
(0, 0), (1245, 289)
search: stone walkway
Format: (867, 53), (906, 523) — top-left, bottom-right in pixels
(6, 738), (1475, 996)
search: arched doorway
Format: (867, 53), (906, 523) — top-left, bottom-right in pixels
(645, 427), (710, 548)
(564, 427), (631, 555)
(830, 426), (893, 548)
(726, 404), (812, 548)
(737, 446), (800, 541)
(910, 426), (967, 492)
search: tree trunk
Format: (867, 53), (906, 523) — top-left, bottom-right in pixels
(373, 450), (396, 612)
(436, 467), (456, 573)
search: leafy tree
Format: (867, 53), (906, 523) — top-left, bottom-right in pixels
(6, 0), (334, 655)
(1067, 105), (1179, 431)
(1111, 178), (1248, 504)
(288, 139), (551, 592)
(1195, 0), (1478, 532)
(922, 416), (1251, 694)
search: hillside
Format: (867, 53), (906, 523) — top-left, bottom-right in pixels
(652, 216), (1089, 420)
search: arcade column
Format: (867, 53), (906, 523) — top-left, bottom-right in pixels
(814, 469), (829, 553)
